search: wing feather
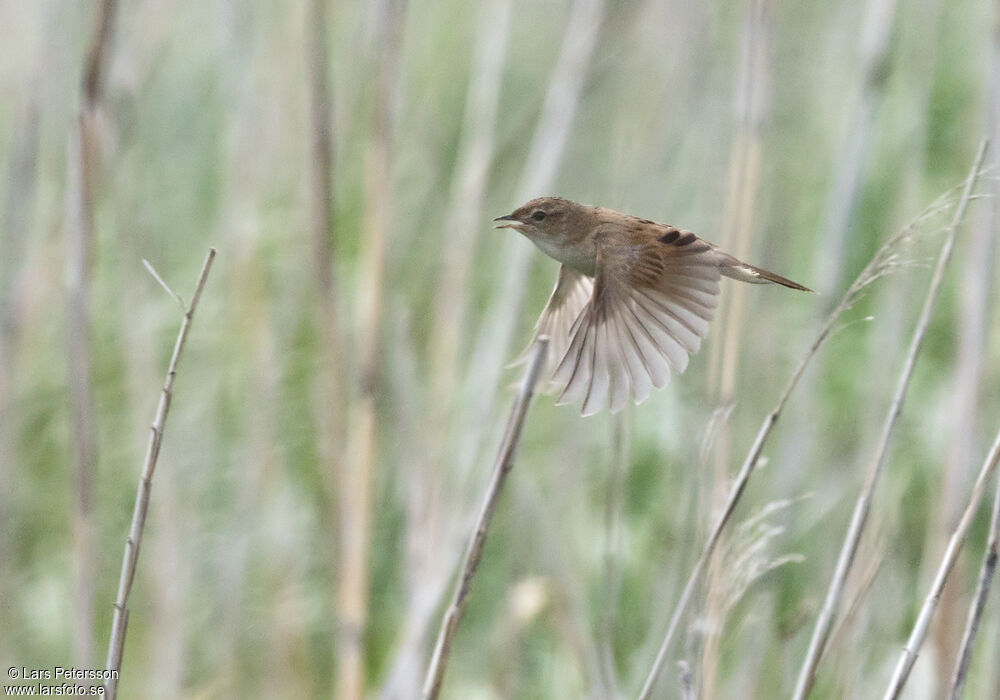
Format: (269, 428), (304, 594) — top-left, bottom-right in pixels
(515, 265), (594, 392)
(545, 227), (721, 414)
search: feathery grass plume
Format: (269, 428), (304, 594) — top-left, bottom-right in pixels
(687, 496), (805, 689)
(718, 498), (806, 614)
(638, 142), (989, 700)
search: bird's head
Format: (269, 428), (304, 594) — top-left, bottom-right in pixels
(493, 197), (587, 246)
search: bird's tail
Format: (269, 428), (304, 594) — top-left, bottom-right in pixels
(717, 253), (813, 292)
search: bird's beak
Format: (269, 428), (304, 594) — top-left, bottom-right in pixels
(493, 213), (521, 230)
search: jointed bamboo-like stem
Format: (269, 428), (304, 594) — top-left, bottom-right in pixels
(637, 144), (987, 700)
(422, 337), (549, 700)
(947, 469), (1000, 699)
(104, 249), (216, 699)
(792, 140), (987, 700)
(883, 426), (1000, 699)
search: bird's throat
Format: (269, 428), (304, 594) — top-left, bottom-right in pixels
(527, 235), (597, 277)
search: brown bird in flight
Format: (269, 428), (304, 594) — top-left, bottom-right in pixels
(495, 197), (811, 416)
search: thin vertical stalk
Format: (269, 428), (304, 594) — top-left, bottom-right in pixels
(305, 3), (350, 679)
(104, 249), (216, 699)
(0, 100), (40, 664)
(337, 2), (406, 697)
(462, 0), (605, 469)
(636, 153), (985, 700)
(948, 472), (1000, 699)
(66, 0), (118, 666)
(813, 0), (899, 293)
(930, 2), (999, 679)
(429, 0), (512, 410)
(306, 0), (344, 407)
(946, 27), (1000, 698)
(792, 141), (987, 700)
(66, 116), (98, 669)
(701, 2), (769, 693)
(600, 413), (627, 696)
(307, 0), (336, 302)
(307, 0), (344, 413)
(378, 1), (514, 694)
(883, 426), (1000, 700)
(422, 338), (549, 700)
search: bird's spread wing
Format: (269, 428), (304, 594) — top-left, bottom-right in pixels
(551, 227), (721, 415)
(514, 264), (594, 390)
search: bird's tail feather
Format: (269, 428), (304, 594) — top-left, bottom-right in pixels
(718, 253), (813, 292)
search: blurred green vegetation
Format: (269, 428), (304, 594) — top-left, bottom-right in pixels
(1, 0), (999, 698)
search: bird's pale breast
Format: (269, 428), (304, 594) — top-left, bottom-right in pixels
(527, 233), (597, 277)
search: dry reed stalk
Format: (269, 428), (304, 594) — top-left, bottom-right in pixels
(306, 0), (346, 453)
(408, 6), (603, 686)
(829, 551), (884, 695)
(637, 145), (987, 700)
(946, 44), (1000, 699)
(124, 260), (186, 697)
(883, 426), (1000, 699)
(422, 338), (549, 700)
(0, 100), (40, 663)
(462, 0), (604, 466)
(929, 17), (1000, 684)
(700, 2), (768, 693)
(307, 0), (336, 302)
(987, 35), (1000, 700)
(378, 310), (442, 699)
(337, 2), (406, 697)
(947, 472), (1000, 699)
(304, 5), (352, 687)
(104, 249), (216, 699)
(66, 0), (118, 666)
(429, 0), (512, 411)
(514, 467), (612, 697)
(792, 140), (988, 700)
(931, 193), (996, 689)
(813, 0), (899, 293)
(600, 413), (627, 694)
(376, 4), (514, 694)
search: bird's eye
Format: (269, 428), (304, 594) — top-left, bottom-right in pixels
(531, 210), (546, 222)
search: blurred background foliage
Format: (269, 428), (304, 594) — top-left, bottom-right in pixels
(1, 0), (999, 698)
